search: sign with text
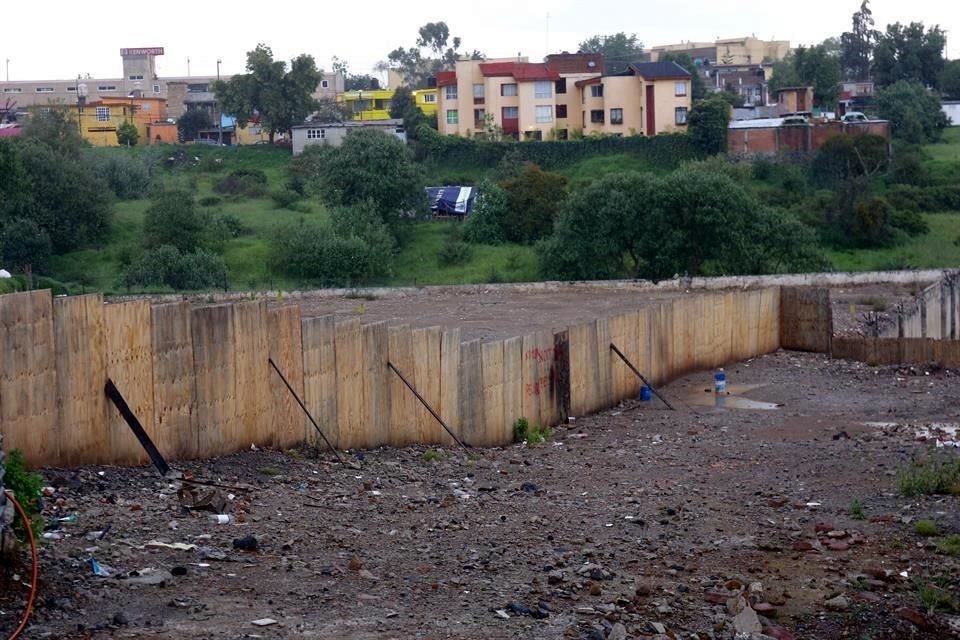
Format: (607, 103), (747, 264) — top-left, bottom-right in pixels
(120, 48), (165, 57)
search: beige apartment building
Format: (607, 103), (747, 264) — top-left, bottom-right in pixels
(436, 55), (691, 140)
(649, 36), (790, 66)
(0, 47), (342, 118)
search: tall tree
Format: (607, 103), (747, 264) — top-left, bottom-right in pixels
(387, 21), (482, 88)
(176, 108), (212, 142)
(876, 80), (948, 143)
(840, 0), (879, 81)
(687, 96), (731, 156)
(213, 44), (322, 142)
(578, 33), (644, 74)
(770, 44), (842, 109)
(940, 60), (960, 99)
(873, 22), (946, 88)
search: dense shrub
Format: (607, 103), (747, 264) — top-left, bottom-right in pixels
(329, 200), (398, 261)
(438, 226), (472, 266)
(213, 169), (269, 198)
(885, 184), (960, 212)
(500, 164), (568, 244)
(199, 196), (223, 207)
(876, 80), (948, 144)
(85, 151), (160, 199)
(463, 181), (509, 245)
(890, 209), (930, 236)
(143, 190), (210, 253)
(687, 96), (732, 156)
(120, 245), (227, 290)
(270, 188), (301, 209)
(812, 134), (890, 187)
(270, 223), (392, 286)
(888, 143), (931, 186)
(0, 218), (52, 273)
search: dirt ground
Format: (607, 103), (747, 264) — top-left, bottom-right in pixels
(830, 285), (930, 338)
(2, 350), (959, 639)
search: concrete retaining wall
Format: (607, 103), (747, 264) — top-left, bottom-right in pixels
(881, 272), (960, 340)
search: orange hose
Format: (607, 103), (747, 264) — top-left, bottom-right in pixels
(3, 490), (37, 640)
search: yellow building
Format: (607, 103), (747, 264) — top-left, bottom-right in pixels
(649, 36), (791, 66)
(337, 89), (394, 121)
(413, 88), (438, 116)
(30, 95), (171, 146)
(436, 56), (690, 140)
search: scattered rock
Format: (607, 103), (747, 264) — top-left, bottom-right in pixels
(825, 595), (849, 611)
(898, 607), (935, 631)
(607, 623), (627, 640)
(171, 566), (188, 576)
(232, 535), (258, 552)
(112, 611), (130, 626)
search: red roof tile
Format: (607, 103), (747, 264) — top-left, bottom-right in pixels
(479, 62), (516, 77)
(513, 63), (560, 81)
(436, 71), (457, 87)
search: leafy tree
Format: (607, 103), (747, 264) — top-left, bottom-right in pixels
(687, 96), (730, 156)
(811, 134), (890, 186)
(387, 22), (482, 88)
(116, 121), (139, 146)
(270, 217), (393, 286)
(876, 80), (948, 143)
(389, 86), (430, 138)
(214, 43), (322, 142)
(658, 53), (706, 101)
(770, 44), (841, 109)
(840, 0), (879, 81)
(22, 109), (84, 158)
(500, 164), (568, 245)
(939, 60), (960, 99)
(121, 245), (227, 291)
(0, 217), (51, 274)
(464, 181), (509, 245)
(0, 140), (33, 220)
(143, 190), (211, 253)
(329, 199), (397, 262)
(177, 108), (212, 142)
(578, 33), (644, 75)
(331, 56), (381, 90)
(873, 22), (946, 89)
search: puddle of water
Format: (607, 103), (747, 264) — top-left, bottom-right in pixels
(680, 384), (781, 410)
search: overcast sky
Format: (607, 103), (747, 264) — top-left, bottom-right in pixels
(2, 0), (957, 81)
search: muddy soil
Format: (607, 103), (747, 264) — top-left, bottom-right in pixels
(3, 351), (959, 639)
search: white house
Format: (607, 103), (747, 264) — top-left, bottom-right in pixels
(291, 119), (407, 154)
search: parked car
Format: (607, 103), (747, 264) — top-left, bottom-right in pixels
(782, 115), (809, 125)
(841, 111), (869, 123)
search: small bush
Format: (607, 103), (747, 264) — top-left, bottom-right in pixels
(199, 196), (222, 207)
(287, 201), (314, 214)
(512, 417), (551, 445)
(271, 188), (301, 209)
(422, 450), (443, 463)
(937, 535), (960, 557)
(915, 578), (958, 613)
(513, 418), (530, 443)
(897, 456), (960, 497)
(214, 213), (252, 238)
(915, 520), (940, 536)
(438, 227), (472, 266)
(4, 449), (44, 540)
(213, 170), (269, 198)
(464, 181), (509, 245)
(890, 209), (930, 236)
(86, 151), (158, 199)
(849, 498), (865, 520)
(885, 184), (960, 213)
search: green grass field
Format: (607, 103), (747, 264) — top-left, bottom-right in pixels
(826, 214), (960, 271)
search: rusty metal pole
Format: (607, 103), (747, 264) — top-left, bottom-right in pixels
(387, 361), (470, 450)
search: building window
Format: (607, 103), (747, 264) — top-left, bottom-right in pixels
(35, 87), (55, 93)
(306, 128), (325, 140)
(66, 86), (77, 92)
(590, 110), (605, 124)
(502, 106), (519, 120)
(474, 109), (486, 125)
(675, 107), (688, 125)
(535, 81), (553, 99)
(95, 106), (110, 122)
(590, 84), (604, 98)
(556, 104), (568, 119)
(321, 80), (329, 88)
(501, 83), (518, 97)
(423, 93), (437, 103)
(3, 87), (22, 93)
(445, 85), (458, 100)
(97, 85), (117, 92)
(153, 84), (161, 93)
(610, 108), (624, 125)
(128, 74), (144, 81)
(556, 78), (567, 94)
(446, 109), (459, 125)
(535, 105), (553, 123)
(473, 84), (485, 100)
(675, 81), (687, 97)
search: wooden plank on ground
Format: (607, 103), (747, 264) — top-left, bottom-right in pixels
(335, 319), (363, 450)
(55, 294), (106, 467)
(151, 303), (196, 460)
(411, 326), (442, 444)
(361, 322), (390, 449)
(501, 336), (523, 444)
(191, 304), (237, 459)
(269, 305), (306, 450)
(388, 325), (417, 447)
(458, 339), (485, 446)
(232, 301), (271, 449)
(103, 300), (154, 466)
(302, 315), (338, 448)
(0, 290), (58, 468)
(481, 340), (505, 447)
(439, 328), (461, 447)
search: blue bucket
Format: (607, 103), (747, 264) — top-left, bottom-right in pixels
(639, 385), (653, 402)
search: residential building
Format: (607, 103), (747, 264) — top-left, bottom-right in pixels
(649, 37), (791, 66)
(337, 89), (394, 121)
(29, 95), (173, 146)
(838, 80), (875, 117)
(414, 88), (438, 116)
(291, 119), (406, 154)
(703, 63), (774, 106)
(775, 86), (815, 114)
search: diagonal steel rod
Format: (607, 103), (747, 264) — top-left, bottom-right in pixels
(269, 357), (347, 466)
(105, 379), (172, 476)
(387, 361), (470, 451)
(609, 343), (675, 411)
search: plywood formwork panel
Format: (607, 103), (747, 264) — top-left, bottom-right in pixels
(521, 333), (544, 429)
(439, 328), (462, 447)
(302, 316), (338, 448)
(232, 301), (271, 449)
(411, 327), (442, 445)
(635, 306), (653, 387)
(458, 340), (486, 446)
(501, 336), (523, 444)
(151, 303), (196, 460)
(387, 325), (417, 447)
(191, 304), (237, 458)
(568, 321), (597, 418)
(551, 330), (571, 425)
(595, 317), (613, 413)
(55, 294), (106, 466)
(0, 291), (58, 467)
(335, 319), (363, 450)
(361, 322), (390, 449)
(104, 301), (154, 466)
(610, 312), (641, 403)
(480, 340), (505, 447)
(269, 306), (306, 450)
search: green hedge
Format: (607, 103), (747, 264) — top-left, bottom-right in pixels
(415, 133), (698, 170)
(885, 184), (960, 213)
